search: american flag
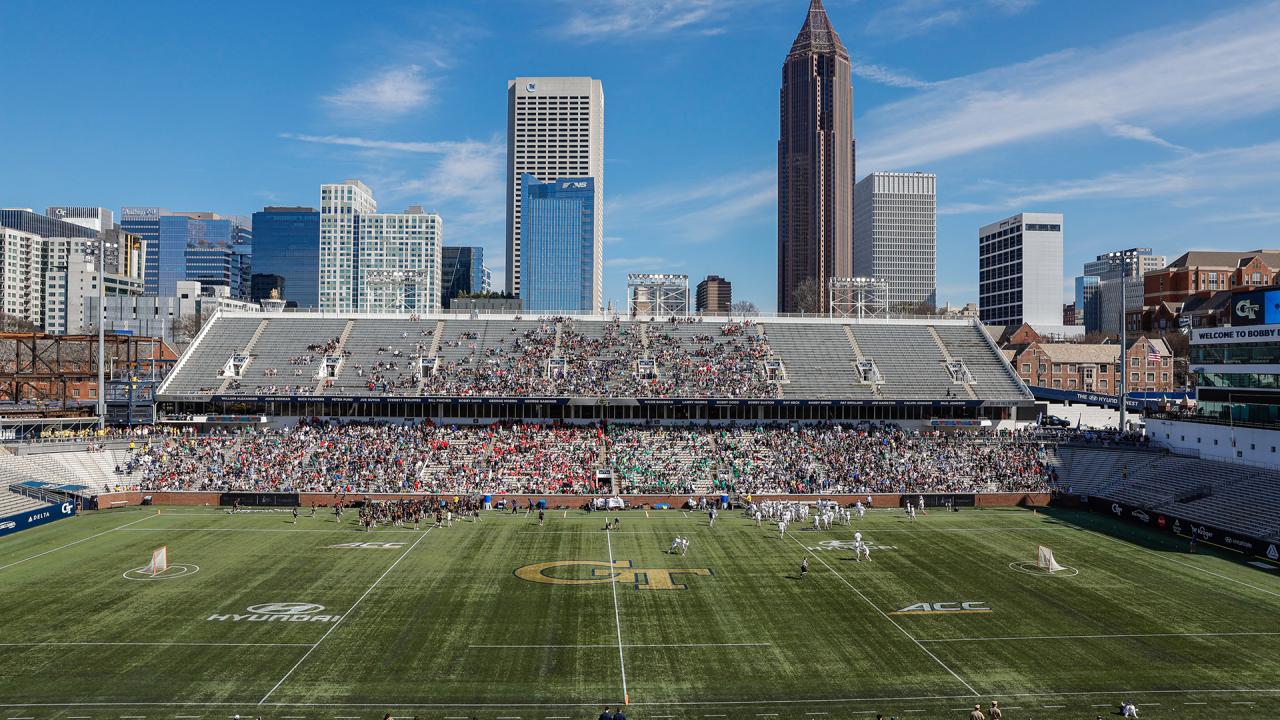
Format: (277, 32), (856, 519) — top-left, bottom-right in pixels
(1146, 342), (1162, 363)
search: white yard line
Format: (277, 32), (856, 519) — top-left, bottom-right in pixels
(257, 527), (434, 704)
(919, 631), (1280, 643)
(0, 512), (155, 573)
(119, 527), (421, 534)
(605, 528), (630, 704)
(787, 532), (980, 697)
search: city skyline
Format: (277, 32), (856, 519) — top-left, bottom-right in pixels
(3, 1), (1279, 311)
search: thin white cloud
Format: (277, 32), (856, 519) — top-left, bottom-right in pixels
(852, 63), (936, 90)
(939, 141), (1280, 216)
(558, 0), (750, 40)
(1101, 121), (1189, 152)
(609, 169), (775, 244)
(866, 0), (1034, 38)
(859, 3), (1280, 171)
(322, 65), (432, 119)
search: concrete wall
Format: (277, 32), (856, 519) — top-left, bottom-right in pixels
(1147, 417), (1280, 469)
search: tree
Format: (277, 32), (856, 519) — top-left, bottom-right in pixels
(0, 313), (38, 333)
(791, 278), (823, 315)
(730, 300), (759, 317)
(173, 313), (208, 343)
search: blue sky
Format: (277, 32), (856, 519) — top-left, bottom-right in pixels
(3, 0), (1279, 311)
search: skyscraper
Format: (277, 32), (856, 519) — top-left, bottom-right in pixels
(319, 180), (443, 313)
(1077, 248), (1166, 335)
(520, 175), (597, 314)
(977, 212), (1063, 327)
(853, 172), (937, 310)
(252, 206), (321, 308)
(778, 0), (854, 313)
(121, 208), (251, 298)
(506, 76), (604, 301)
(696, 275), (733, 315)
(440, 246), (488, 308)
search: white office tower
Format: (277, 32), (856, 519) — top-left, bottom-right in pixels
(320, 180), (443, 313)
(506, 76), (604, 305)
(45, 206), (114, 233)
(978, 212), (1064, 328)
(853, 172), (937, 310)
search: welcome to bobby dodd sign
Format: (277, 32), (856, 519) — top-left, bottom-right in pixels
(0, 501), (77, 538)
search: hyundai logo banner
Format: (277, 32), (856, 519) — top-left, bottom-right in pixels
(0, 501), (78, 538)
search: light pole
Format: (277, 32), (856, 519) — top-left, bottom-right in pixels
(1118, 286), (1127, 432)
(83, 239), (106, 430)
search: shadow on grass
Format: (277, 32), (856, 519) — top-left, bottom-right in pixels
(1039, 505), (1265, 569)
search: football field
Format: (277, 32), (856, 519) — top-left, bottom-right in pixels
(1, 504), (1278, 719)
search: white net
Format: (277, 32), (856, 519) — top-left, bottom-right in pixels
(1037, 545), (1064, 573)
(146, 546), (168, 576)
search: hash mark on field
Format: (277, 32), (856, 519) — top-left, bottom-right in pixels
(257, 527), (434, 705)
(805, 713), (829, 715)
(787, 532), (980, 697)
(1233, 701), (1257, 705)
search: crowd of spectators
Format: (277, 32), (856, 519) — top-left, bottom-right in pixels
(121, 420), (1053, 496)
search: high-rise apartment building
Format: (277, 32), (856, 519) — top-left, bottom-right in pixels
(778, 0), (854, 313)
(853, 172), (937, 310)
(977, 212), (1063, 327)
(696, 275), (732, 315)
(0, 227), (45, 327)
(252, 206), (320, 307)
(506, 76), (604, 300)
(0, 209), (99, 240)
(520, 175), (597, 314)
(319, 180), (443, 313)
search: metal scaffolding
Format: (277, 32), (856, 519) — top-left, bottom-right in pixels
(829, 277), (890, 319)
(0, 333), (170, 418)
(363, 269), (434, 313)
(627, 274), (689, 317)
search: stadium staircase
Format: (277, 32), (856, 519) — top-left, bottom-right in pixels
(933, 324), (1031, 400)
(927, 326), (978, 400)
(215, 319), (269, 394)
(843, 326), (883, 398)
(314, 319), (356, 393)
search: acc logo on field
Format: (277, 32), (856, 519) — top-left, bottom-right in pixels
(247, 602), (325, 615)
(891, 601), (991, 615)
(515, 560), (712, 591)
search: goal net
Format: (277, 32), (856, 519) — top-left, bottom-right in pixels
(145, 546), (168, 576)
(1037, 545), (1064, 573)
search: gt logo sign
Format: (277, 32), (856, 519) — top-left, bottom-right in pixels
(327, 542), (406, 549)
(891, 602), (991, 615)
(207, 603), (340, 623)
(515, 560), (713, 591)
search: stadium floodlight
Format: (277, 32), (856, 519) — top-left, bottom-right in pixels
(627, 274), (690, 318)
(829, 277), (889, 319)
(363, 269), (434, 313)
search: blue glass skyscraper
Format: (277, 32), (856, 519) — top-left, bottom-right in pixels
(251, 207), (320, 308)
(122, 209), (251, 298)
(441, 246), (488, 307)
(520, 175), (596, 314)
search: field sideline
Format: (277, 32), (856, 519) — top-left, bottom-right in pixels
(1, 504), (1278, 719)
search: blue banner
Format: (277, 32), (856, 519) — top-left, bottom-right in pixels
(0, 500), (79, 537)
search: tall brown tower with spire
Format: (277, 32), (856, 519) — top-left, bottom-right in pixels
(777, 0), (854, 313)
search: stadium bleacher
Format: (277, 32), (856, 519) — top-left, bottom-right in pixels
(157, 312), (1033, 403)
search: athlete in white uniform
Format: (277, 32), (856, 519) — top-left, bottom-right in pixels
(779, 520), (788, 538)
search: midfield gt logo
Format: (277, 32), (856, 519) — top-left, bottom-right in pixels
(207, 602), (341, 623)
(515, 560), (713, 591)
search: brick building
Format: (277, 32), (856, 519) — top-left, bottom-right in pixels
(1008, 335), (1173, 393)
(1143, 250), (1280, 307)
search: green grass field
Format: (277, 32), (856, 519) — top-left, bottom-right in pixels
(1, 504), (1278, 719)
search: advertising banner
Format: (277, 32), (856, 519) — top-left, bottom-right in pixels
(0, 500), (78, 538)
(1089, 496), (1278, 563)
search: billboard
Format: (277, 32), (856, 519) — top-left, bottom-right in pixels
(1229, 289), (1280, 326)
(0, 501), (78, 538)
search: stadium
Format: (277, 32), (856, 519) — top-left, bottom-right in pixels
(2, 311), (1279, 719)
